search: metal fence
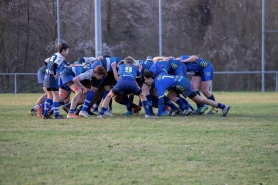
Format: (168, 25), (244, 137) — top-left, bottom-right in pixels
(0, 71), (278, 94)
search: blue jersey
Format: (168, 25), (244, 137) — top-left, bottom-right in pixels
(113, 63), (141, 96)
(149, 62), (167, 77)
(140, 59), (154, 76)
(91, 57), (123, 72)
(155, 60), (168, 69)
(165, 59), (187, 77)
(180, 55), (211, 72)
(57, 60), (70, 75)
(118, 63), (139, 80)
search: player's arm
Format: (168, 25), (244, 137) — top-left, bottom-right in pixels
(97, 56), (103, 60)
(72, 76), (88, 93)
(73, 70), (92, 93)
(180, 55), (199, 63)
(53, 63), (58, 78)
(163, 57), (170, 62)
(153, 56), (165, 63)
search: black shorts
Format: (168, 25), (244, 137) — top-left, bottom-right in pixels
(46, 87), (59, 91)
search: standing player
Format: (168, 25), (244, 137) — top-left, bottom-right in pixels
(42, 42), (70, 119)
(179, 55), (218, 114)
(35, 57), (71, 118)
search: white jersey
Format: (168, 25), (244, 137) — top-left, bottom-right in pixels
(83, 57), (96, 64)
(50, 52), (64, 66)
(45, 57), (51, 63)
(77, 69), (94, 81)
(45, 52), (64, 74)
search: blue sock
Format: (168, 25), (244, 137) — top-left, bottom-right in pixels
(102, 90), (109, 99)
(39, 103), (44, 110)
(82, 91), (95, 111)
(217, 103), (225, 109)
(176, 99), (189, 111)
(122, 95), (132, 111)
(65, 103), (71, 109)
(141, 101), (150, 116)
(93, 99), (101, 111)
(69, 109), (75, 114)
(99, 107), (108, 116)
(43, 98), (52, 116)
(163, 96), (179, 110)
(208, 94), (215, 101)
(126, 105), (132, 112)
(195, 91), (204, 108)
(53, 101), (59, 116)
(48, 99), (53, 112)
(77, 106), (82, 112)
(146, 94), (154, 115)
(180, 97), (195, 110)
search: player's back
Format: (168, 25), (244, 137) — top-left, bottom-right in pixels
(149, 62), (167, 77)
(118, 64), (138, 80)
(140, 59), (154, 75)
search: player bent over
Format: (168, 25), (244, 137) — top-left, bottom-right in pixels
(143, 71), (230, 118)
(97, 57), (153, 118)
(66, 66), (107, 118)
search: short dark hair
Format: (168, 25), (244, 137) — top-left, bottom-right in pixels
(103, 54), (111, 58)
(144, 71), (155, 79)
(58, 42), (70, 53)
(77, 57), (85, 64)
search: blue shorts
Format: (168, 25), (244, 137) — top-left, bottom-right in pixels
(194, 64), (214, 81)
(57, 76), (70, 91)
(112, 79), (142, 95)
(60, 83), (71, 91)
(170, 77), (194, 98)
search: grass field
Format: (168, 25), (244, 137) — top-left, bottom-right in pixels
(0, 92), (278, 185)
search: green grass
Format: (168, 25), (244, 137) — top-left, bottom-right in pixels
(0, 92), (278, 185)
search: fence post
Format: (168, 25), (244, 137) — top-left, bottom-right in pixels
(14, 74), (17, 94)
